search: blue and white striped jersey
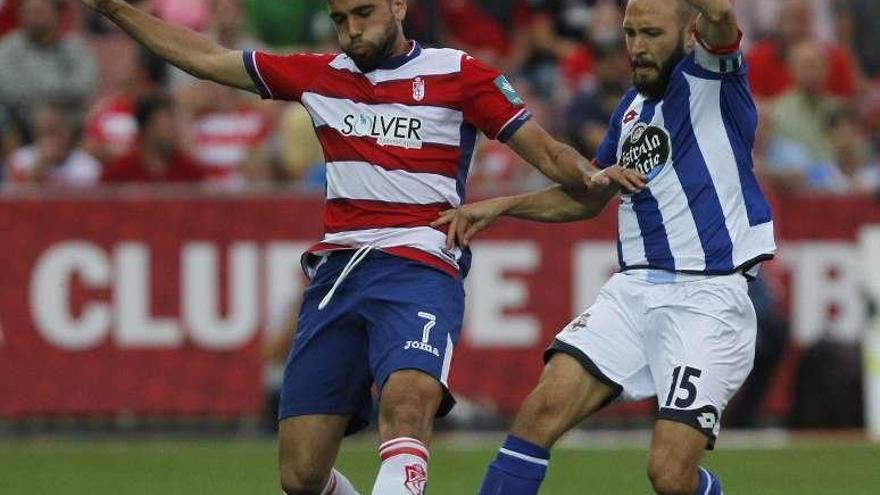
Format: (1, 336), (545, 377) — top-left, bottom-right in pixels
(596, 40), (776, 276)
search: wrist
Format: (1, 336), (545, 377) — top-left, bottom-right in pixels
(492, 196), (517, 217)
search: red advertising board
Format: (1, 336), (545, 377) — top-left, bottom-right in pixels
(1, 190), (879, 418)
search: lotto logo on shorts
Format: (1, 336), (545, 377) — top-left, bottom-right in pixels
(697, 411), (717, 430)
(403, 312), (440, 357)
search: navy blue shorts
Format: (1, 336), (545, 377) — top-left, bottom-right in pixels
(279, 250), (465, 435)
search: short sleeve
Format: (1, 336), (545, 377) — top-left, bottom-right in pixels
(595, 116), (620, 169)
(692, 30), (746, 76)
(242, 51), (336, 101)
(460, 55), (532, 142)
(594, 92), (636, 168)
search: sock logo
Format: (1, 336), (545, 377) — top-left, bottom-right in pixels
(404, 463), (427, 495)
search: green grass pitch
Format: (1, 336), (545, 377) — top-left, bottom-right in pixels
(1, 436), (878, 494)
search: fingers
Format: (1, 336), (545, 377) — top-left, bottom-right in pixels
(445, 213), (460, 251)
(593, 167), (647, 193)
(462, 220), (490, 247)
(430, 209), (456, 228)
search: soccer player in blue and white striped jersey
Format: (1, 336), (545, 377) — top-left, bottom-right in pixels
(435, 0), (774, 493)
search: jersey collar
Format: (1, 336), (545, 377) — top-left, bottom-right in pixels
(377, 40), (422, 71)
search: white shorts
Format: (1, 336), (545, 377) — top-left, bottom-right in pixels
(546, 271), (757, 447)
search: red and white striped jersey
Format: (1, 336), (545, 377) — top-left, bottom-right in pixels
(244, 42), (532, 276)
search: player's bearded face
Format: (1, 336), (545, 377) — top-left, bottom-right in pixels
(342, 12), (398, 72)
(631, 32), (687, 100)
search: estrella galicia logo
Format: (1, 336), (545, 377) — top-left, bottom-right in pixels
(620, 123), (671, 180)
(341, 112), (424, 149)
(494, 75), (524, 106)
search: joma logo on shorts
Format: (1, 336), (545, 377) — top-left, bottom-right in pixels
(404, 340), (440, 356)
(404, 312), (440, 356)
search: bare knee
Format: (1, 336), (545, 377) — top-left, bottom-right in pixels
(279, 468), (327, 495)
(511, 354), (614, 448)
(379, 370), (442, 440)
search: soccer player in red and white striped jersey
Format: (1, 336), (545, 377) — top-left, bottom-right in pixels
(82, 1), (643, 493)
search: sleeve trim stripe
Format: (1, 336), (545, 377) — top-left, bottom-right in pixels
(243, 50), (273, 99)
(496, 108), (531, 142)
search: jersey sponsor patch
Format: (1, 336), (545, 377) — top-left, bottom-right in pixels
(494, 75), (524, 106)
(620, 123), (671, 180)
(341, 112), (424, 149)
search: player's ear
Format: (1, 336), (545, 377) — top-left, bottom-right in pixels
(391, 0), (407, 22)
(684, 24), (696, 51)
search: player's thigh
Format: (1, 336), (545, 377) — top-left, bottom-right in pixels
(648, 274), (757, 447)
(512, 352), (617, 447)
(278, 414), (350, 488)
(362, 258), (465, 423)
(548, 273), (655, 403)
(279, 269), (373, 435)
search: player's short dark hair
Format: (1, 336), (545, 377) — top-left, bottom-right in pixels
(134, 95), (173, 129)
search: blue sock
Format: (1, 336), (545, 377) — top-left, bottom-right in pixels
(695, 467), (723, 495)
(478, 435), (550, 495)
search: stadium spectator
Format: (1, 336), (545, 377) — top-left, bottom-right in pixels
(186, 83), (273, 186)
(807, 110), (880, 194)
(564, 42), (630, 157)
(277, 103), (324, 189)
(745, 0), (861, 100)
(735, 0), (836, 48)
(844, 0), (880, 78)
(6, 103), (101, 186)
(753, 102), (813, 194)
(525, 0), (626, 94)
(0, 0), (97, 140)
(102, 96), (206, 183)
(439, 0), (532, 68)
(770, 40), (845, 165)
(83, 47), (168, 163)
(0, 0), (19, 37)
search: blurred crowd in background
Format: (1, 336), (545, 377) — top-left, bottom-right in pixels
(1, 0), (879, 197)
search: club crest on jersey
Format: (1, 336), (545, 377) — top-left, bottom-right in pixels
(412, 77), (426, 102)
(620, 123), (671, 182)
(341, 112), (424, 149)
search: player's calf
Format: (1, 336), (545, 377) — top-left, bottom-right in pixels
(371, 370), (443, 495)
(648, 420), (722, 495)
(479, 353), (616, 495)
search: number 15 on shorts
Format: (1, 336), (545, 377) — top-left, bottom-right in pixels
(665, 366), (702, 409)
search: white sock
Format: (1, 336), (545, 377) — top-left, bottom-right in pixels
(370, 437), (429, 495)
(322, 468), (360, 495)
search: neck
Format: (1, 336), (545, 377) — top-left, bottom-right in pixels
(391, 36), (410, 57)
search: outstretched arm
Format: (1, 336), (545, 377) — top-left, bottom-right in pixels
(506, 119), (593, 188)
(82, 0), (255, 92)
(507, 119), (646, 192)
(684, 0), (739, 48)
(432, 166), (630, 249)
